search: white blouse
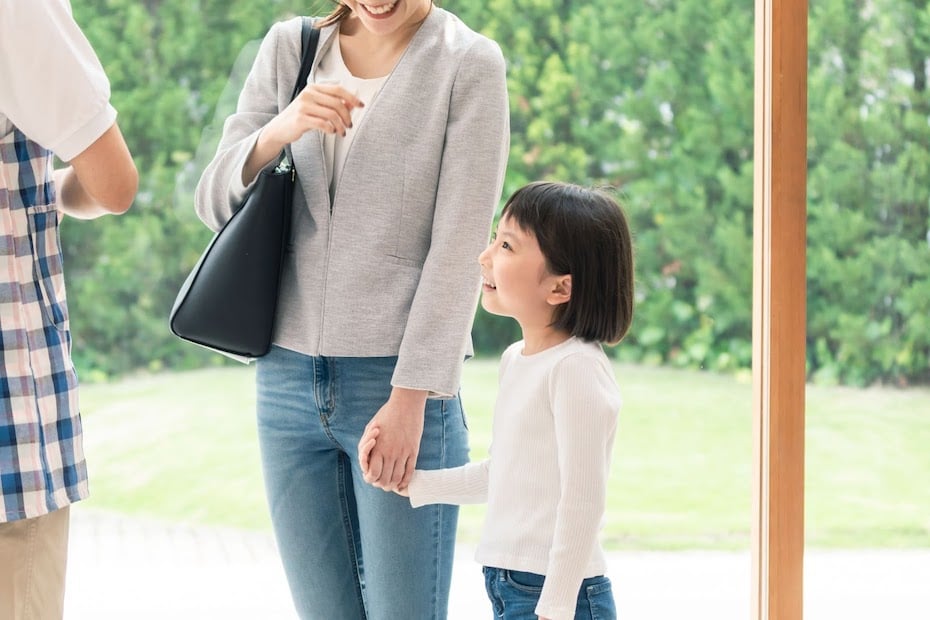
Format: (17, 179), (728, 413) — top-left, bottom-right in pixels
(315, 35), (388, 199)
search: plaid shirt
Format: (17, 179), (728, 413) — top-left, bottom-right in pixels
(0, 126), (87, 523)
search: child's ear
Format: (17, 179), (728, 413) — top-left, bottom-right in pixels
(546, 274), (572, 306)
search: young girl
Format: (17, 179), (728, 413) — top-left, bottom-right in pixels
(361, 181), (634, 620)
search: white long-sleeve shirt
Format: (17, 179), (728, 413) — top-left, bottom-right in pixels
(408, 337), (622, 620)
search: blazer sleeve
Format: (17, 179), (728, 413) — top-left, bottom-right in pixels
(391, 36), (510, 397)
(193, 19), (297, 232)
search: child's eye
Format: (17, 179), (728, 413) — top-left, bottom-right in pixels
(501, 241), (512, 250)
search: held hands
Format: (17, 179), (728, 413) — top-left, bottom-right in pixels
(357, 388), (426, 493)
(358, 427), (410, 497)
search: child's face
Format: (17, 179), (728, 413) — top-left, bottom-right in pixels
(477, 215), (566, 329)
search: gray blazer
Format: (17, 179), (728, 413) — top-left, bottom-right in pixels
(194, 9), (510, 396)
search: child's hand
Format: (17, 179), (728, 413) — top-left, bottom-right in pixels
(358, 426), (380, 479)
(360, 426), (412, 498)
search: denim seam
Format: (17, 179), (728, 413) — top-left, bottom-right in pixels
(336, 454), (366, 615)
(315, 357), (345, 450)
(431, 397), (447, 618)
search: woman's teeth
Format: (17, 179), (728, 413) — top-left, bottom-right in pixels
(364, 2), (397, 15)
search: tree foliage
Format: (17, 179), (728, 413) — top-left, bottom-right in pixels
(456, 0), (757, 372)
(805, 0), (930, 385)
(62, 0), (930, 385)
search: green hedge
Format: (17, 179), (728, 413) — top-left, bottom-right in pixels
(63, 0), (930, 386)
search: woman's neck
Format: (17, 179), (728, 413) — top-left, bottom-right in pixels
(338, 8), (431, 79)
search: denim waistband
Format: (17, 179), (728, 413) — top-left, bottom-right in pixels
(484, 566), (607, 587)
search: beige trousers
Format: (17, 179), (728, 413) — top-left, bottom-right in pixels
(0, 506), (70, 620)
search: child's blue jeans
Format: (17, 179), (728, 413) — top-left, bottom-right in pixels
(483, 566), (617, 619)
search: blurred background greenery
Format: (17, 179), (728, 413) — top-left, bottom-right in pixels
(61, 0), (930, 553)
(76, 361), (930, 549)
(66, 0), (930, 387)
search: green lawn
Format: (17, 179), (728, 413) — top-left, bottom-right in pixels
(76, 360), (930, 550)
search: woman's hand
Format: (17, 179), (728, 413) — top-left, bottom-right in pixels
(266, 83), (363, 145)
(362, 387), (427, 492)
(242, 83), (364, 184)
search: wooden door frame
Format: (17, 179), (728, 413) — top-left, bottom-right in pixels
(752, 0), (807, 618)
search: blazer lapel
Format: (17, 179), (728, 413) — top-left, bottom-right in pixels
(330, 8), (444, 201)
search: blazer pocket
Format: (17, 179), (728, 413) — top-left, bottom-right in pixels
(393, 154), (439, 265)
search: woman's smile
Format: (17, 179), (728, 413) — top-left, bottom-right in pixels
(359, 1), (399, 18)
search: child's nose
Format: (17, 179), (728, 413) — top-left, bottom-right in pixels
(478, 246), (490, 266)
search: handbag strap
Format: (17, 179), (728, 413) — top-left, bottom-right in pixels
(291, 17), (321, 103)
(277, 18), (321, 171)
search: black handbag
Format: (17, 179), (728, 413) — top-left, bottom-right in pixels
(169, 18), (320, 361)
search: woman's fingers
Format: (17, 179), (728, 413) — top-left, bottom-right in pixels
(387, 456), (408, 489)
(297, 85), (363, 134)
(269, 83), (365, 144)
(358, 427), (380, 475)
(313, 82), (365, 110)
(400, 456), (416, 489)
(366, 453), (384, 483)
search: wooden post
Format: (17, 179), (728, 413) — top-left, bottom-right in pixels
(752, 0), (807, 618)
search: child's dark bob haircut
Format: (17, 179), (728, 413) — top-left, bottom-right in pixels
(501, 181), (634, 345)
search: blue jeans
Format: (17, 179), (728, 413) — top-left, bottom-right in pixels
(256, 347), (469, 619)
(483, 567), (617, 620)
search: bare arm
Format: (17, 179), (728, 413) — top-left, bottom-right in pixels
(55, 123), (137, 219)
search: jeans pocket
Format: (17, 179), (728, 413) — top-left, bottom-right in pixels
(584, 577), (617, 620)
(504, 569), (546, 593)
(438, 394), (469, 430)
(483, 567), (505, 617)
(459, 399), (469, 430)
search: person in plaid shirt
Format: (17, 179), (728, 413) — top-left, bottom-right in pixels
(0, 1), (137, 617)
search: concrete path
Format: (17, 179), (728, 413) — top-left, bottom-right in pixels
(64, 507), (930, 619)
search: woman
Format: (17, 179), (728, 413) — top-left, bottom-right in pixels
(194, 1), (510, 618)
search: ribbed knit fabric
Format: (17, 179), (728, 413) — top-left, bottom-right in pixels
(408, 337), (622, 619)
